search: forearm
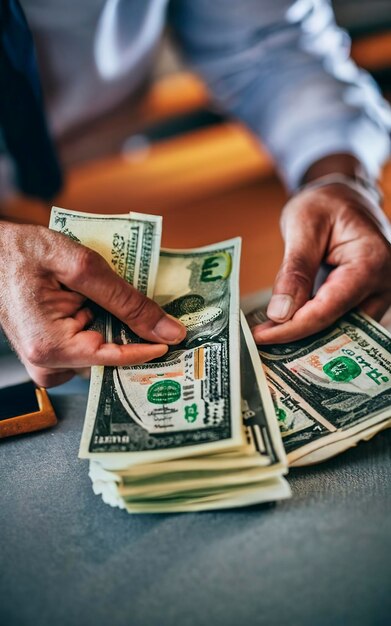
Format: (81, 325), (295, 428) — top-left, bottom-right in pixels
(171, 0), (391, 190)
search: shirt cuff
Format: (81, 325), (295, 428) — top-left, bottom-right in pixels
(277, 115), (391, 192)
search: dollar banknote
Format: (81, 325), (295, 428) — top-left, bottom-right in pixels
(79, 239), (246, 466)
(248, 307), (391, 466)
(49, 206), (162, 344)
(50, 207), (161, 297)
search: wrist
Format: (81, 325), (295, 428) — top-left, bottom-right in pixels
(296, 173), (383, 207)
(295, 172), (390, 245)
(301, 153), (367, 184)
(300, 153), (382, 200)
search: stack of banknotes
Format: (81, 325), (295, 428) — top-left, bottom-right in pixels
(50, 207), (391, 513)
(248, 308), (391, 466)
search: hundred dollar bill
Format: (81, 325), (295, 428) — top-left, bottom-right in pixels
(50, 206), (162, 344)
(248, 307), (391, 466)
(79, 239), (246, 466)
(49, 207), (161, 298)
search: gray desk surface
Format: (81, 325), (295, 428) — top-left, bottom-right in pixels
(1, 390), (390, 626)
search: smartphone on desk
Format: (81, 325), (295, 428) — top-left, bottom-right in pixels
(0, 381), (57, 439)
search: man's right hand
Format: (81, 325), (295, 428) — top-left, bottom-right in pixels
(0, 222), (186, 387)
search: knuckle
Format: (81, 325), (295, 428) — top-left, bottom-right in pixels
(24, 339), (51, 366)
(69, 246), (100, 283)
(363, 239), (390, 273)
(279, 202), (307, 232)
(37, 226), (66, 265)
(34, 224), (50, 244)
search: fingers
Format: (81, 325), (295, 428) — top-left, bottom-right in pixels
(25, 364), (89, 389)
(25, 364), (77, 388)
(1, 227), (179, 382)
(40, 289), (86, 318)
(25, 328), (169, 369)
(73, 307), (94, 329)
(51, 243), (186, 344)
(267, 258), (315, 324)
(56, 308), (170, 366)
(69, 331), (169, 367)
(25, 334), (167, 385)
(267, 205), (329, 324)
(26, 340), (167, 388)
(253, 264), (371, 344)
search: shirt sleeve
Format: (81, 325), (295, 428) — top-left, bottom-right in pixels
(169, 0), (391, 190)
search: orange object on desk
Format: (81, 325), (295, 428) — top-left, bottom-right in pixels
(0, 383), (57, 439)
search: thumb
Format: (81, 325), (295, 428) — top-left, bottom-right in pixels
(50, 241), (187, 344)
(267, 216), (327, 324)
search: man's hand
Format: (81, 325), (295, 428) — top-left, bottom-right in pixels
(0, 223), (186, 387)
(252, 181), (391, 344)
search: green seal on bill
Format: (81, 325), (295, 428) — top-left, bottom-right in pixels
(147, 380), (181, 404)
(323, 356), (362, 383)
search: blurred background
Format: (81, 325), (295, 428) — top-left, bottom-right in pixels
(1, 0), (391, 296)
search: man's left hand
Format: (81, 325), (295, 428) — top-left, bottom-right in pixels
(252, 182), (391, 344)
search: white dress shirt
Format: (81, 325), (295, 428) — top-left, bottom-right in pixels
(16, 0), (391, 190)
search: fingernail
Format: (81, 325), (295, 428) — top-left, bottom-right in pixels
(267, 295), (294, 322)
(153, 315), (186, 343)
